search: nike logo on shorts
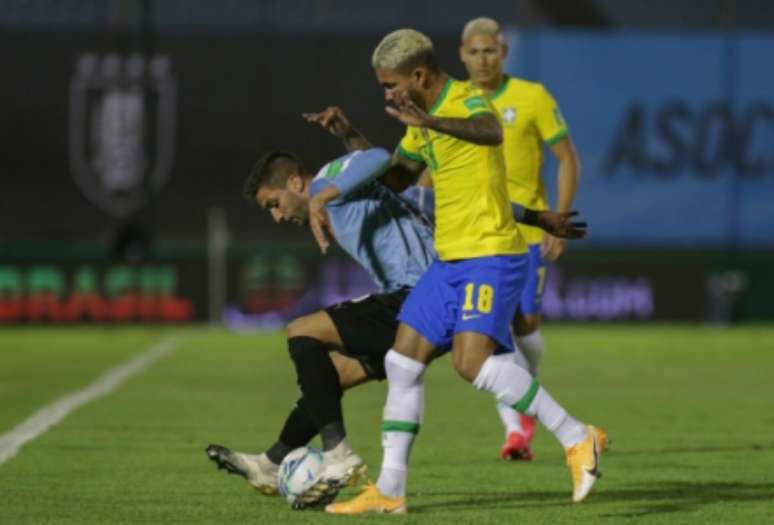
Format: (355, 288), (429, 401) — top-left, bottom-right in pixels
(461, 313), (482, 321)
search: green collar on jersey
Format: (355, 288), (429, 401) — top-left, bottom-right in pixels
(428, 77), (454, 115)
(489, 75), (510, 102)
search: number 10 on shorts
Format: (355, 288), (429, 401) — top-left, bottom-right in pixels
(462, 283), (494, 314)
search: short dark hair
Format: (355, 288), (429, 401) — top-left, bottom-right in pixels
(243, 150), (304, 203)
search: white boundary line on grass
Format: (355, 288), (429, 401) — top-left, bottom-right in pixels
(0, 336), (180, 466)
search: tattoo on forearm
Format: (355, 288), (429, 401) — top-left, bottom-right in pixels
(428, 115), (502, 146)
(342, 128), (372, 152)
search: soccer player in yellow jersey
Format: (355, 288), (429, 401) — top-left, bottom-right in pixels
(318, 29), (605, 514)
(460, 17), (583, 461)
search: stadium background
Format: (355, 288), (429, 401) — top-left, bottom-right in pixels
(1, 0), (773, 325)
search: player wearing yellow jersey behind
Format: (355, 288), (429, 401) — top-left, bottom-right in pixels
(322, 29), (604, 515)
(460, 17), (582, 461)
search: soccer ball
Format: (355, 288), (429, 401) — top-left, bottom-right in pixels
(278, 446), (325, 506)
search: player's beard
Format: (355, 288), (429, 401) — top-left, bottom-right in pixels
(407, 88), (424, 110)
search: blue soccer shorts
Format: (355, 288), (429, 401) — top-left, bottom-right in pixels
(397, 254), (528, 353)
(517, 243), (547, 317)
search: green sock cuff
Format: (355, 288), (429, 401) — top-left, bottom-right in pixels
(382, 420), (420, 434)
(512, 378), (540, 414)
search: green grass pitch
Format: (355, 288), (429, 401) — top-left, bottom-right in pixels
(1, 325), (773, 524)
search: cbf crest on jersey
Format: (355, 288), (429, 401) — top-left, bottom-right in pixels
(501, 106), (517, 125)
(69, 53), (176, 218)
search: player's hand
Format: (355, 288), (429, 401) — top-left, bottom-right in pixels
(302, 106), (353, 139)
(541, 233), (567, 261)
(309, 196), (334, 254)
(535, 210), (587, 243)
(385, 91), (432, 128)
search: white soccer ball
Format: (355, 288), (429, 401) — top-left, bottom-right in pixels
(278, 446), (325, 505)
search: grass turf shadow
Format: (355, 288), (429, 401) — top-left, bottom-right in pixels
(407, 481), (774, 517)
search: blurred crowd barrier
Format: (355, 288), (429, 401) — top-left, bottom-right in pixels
(1, 244), (771, 324)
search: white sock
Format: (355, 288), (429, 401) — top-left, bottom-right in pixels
(515, 329), (545, 376)
(496, 401), (523, 436)
(491, 352), (527, 436)
(376, 350), (425, 498)
(473, 356), (586, 448)
(527, 387), (587, 448)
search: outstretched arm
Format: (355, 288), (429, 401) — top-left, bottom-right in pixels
(308, 148), (391, 253)
(385, 91), (502, 146)
(303, 104), (427, 193)
(514, 203), (586, 240)
(302, 106), (372, 152)
(404, 186), (586, 240)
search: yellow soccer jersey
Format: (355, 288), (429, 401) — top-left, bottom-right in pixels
(397, 78), (526, 260)
(483, 76), (569, 244)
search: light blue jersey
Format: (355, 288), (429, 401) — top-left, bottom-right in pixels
(309, 150), (436, 292)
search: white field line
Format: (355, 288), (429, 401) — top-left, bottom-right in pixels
(0, 336), (180, 465)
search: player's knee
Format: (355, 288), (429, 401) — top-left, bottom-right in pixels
(287, 313), (333, 341)
(452, 351), (481, 383)
(287, 333), (326, 358)
(392, 325), (435, 364)
(452, 333), (496, 382)
(286, 316), (312, 339)
(288, 311), (342, 347)
(512, 314), (540, 336)
(286, 316), (330, 362)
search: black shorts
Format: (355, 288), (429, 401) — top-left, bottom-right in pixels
(324, 287), (410, 380)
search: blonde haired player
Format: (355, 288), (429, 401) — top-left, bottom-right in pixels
(323, 28), (605, 514)
(460, 17), (582, 461)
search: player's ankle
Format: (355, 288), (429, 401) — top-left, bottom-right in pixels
(323, 437), (353, 458)
(320, 422), (347, 452)
(377, 468), (407, 499)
